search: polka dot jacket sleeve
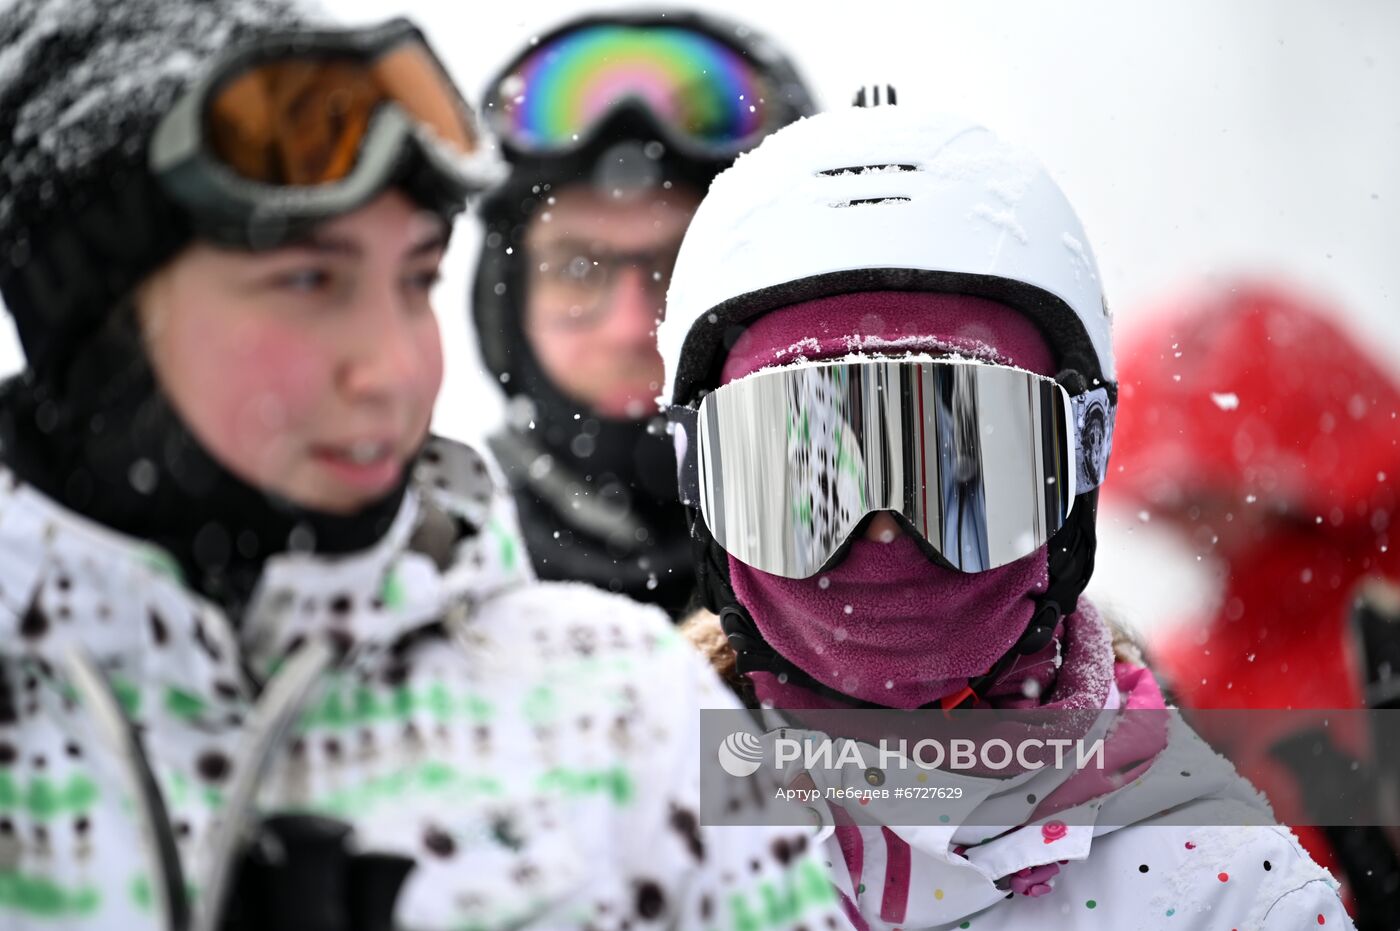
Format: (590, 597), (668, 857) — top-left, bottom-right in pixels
(634, 638), (852, 931)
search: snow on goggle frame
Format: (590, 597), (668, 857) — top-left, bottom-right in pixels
(483, 19), (809, 159)
(669, 358), (1115, 578)
(151, 18), (502, 246)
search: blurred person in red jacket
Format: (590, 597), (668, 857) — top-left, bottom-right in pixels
(1108, 278), (1400, 924)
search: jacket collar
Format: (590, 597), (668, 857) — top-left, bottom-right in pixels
(0, 437), (531, 708)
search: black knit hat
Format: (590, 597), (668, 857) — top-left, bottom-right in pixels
(0, 0), (315, 376)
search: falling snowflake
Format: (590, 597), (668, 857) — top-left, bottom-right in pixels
(1209, 392), (1240, 411)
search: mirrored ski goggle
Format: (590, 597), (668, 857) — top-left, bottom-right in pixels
(151, 18), (502, 246)
(669, 359), (1116, 578)
(483, 21), (806, 159)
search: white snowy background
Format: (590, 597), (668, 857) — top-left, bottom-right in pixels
(1, 0), (1395, 638)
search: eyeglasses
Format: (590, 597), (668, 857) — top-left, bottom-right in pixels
(526, 239), (682, 331)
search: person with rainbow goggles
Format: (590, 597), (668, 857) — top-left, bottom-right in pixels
(0, 1), (846, 928)
(471, 11), (817, 618)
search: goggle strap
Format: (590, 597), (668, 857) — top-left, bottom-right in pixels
(1071, 385), (1116, 494)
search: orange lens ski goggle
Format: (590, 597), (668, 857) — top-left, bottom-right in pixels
(151, 18), (501, 246)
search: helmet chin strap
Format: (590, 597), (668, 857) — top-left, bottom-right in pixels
(694, 490), (1100, 710)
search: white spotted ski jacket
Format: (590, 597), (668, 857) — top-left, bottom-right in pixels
(0, 438), (846, 930)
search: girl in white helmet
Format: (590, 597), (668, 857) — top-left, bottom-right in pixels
(661, 96), (1353, 929)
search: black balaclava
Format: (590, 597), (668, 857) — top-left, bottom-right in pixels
(469, 12), (816, 617)
(472, 110), (725, 618)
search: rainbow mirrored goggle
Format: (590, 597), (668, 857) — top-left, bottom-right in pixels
(482, 17), (813, 160)
(151, 18), (503, 248)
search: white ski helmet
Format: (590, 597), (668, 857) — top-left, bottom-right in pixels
(658, 104), (1115, 409)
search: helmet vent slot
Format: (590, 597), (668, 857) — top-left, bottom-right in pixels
(830, 196), (912, 208)
(817, 163), (918, 177)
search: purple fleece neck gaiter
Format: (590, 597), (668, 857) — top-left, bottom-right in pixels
(720, 292), (1058, 708)
(731, 537), (1050, 706)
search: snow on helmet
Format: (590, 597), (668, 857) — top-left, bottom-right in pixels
(659, 105), (1115, 408)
